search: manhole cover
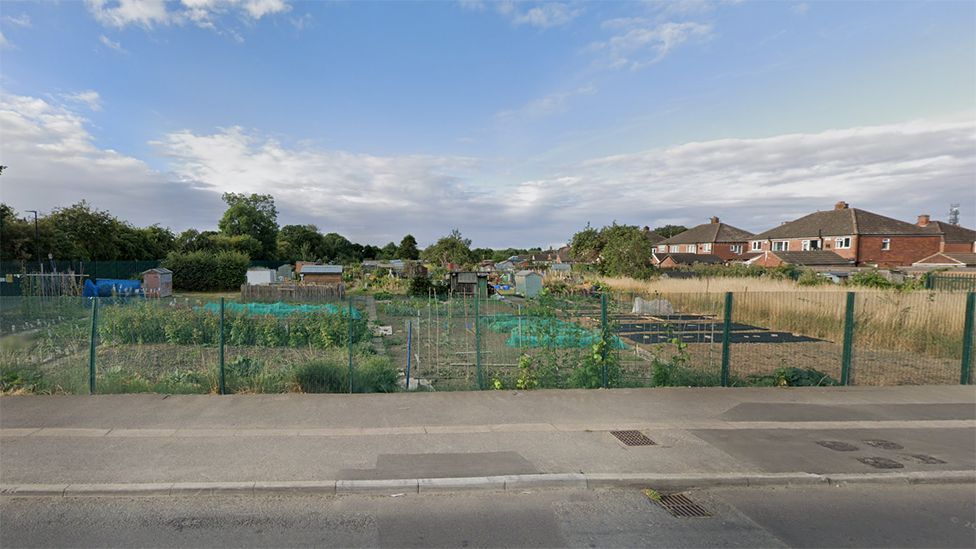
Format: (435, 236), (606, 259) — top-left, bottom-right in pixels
(857, 457), (904, 469)
(657, 493), (711, 517)
(863, 439), (903, 450)
(816, 440), (859, 452)
(610, 430), (656, 446)
(904, 454), (947, 465)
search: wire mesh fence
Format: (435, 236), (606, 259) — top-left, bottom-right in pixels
(1, 288), (973, 394)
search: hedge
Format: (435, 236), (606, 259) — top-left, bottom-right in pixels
(162, 251), (249, 291)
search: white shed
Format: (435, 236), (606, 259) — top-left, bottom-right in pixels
(246, 267), (276, 286)
(515, 270), (543, 298)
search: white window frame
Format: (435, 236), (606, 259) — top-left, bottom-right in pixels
(702, 243), (712, 253)
(751, 241), (762, 251)
(669, 245), (679, 253)
(881, 238), (891, 250)
(730, 244), (743, 254)
(835, 237), (852, 249)
(658, 245), (667, 253)
(686, 244), (696, 253)
(772, 241), (790, 252)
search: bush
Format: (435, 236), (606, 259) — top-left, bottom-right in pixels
(797, 269), (830, 286)
(295, 359), (347, 393)
(162, 250), (249, 291)
(748, 367), (838, 387)
(846, 270), (894, 289)
(354, 355), (399, 393)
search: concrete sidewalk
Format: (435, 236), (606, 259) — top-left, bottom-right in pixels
(1, 387), (974, 494)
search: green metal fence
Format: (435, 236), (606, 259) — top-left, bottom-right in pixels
(1, 289), (973, 394)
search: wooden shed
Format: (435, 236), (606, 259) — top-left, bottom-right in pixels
(449, 271), (487, 296)
(299, 264), (343, 285)
(142, 267), (173, 298)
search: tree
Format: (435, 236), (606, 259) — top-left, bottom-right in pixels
(45, 201), (121, 260)
(321, 232), (356, 263)
(653, 224), (687, 239)
(421, 229), (473, 267)
(0, 204), (34, 261)
(395, 234), (419, 260)
(217, 193), (279, 259)
(378, 242), (398, 260)
(569, 222), (654, 278)
(277, 224), (324, 262)
(570, 223), (603, 263)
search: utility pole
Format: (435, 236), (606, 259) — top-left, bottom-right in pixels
(25, 210), (39, 270)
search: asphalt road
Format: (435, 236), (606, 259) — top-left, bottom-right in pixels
(2, 484), (973, 548)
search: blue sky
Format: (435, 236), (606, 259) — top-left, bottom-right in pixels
(1, 0), (974, 247)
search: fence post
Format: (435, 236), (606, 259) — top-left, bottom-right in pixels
(720, 292), (733, 387)
(218, 297), (226, 395)
(600, 292), (609, 388)
(960, 292), (975, 385)
(348, 296), (355, 393)
(475, 279), (484, 390)
(405, 318), (413, 391)
(840, 291), (856, 386)
(88, 297), (98, 395)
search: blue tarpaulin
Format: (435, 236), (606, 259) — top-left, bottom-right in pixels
(83, 279), (143, 297)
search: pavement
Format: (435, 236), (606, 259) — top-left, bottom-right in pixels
(1, 386), (974, 495)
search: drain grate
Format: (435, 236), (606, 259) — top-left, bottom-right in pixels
(857, 456), (904, 469)
(816, 440), (859, 452)
(657, 494), (711, 517)
(863, 439), (903, 450)
(611, 430), (656, 446)
(904, 454), (947, 465)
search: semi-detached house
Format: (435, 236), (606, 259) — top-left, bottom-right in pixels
(653, 217), (754, 262)
(747, 202), (942, 267)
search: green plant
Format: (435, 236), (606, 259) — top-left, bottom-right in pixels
(847, 270), (894, 289)
(294, 358), (347, 393)
(353, 355), (399, 393)
(748, 366), (839, 387)
(568, 337), (621, 388)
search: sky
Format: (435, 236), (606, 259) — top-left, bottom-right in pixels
(0, 0), (974, 249)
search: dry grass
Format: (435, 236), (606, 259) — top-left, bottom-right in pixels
(598, 276), (969, 361)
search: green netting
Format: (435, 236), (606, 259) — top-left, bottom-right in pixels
(200, 301), (362, 319)
(485, 314), (626, 349)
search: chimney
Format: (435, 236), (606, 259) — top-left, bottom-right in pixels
(710, 216), (720, 224)
(917, 214), (930, 227)
(834, 201), (849, 210)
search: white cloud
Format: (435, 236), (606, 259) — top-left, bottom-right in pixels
(61, 90), (103, 111)
(510, 3), (581, 29)
(2, 14), (32, 27)
(86, 0), (170, 28)
(86, 0), (290, 31)
(495, 84), (596, 120)
(588, 21), (713, 70)
(98, 34), (128, 53)
(0, 31), (10, 49)
(0, 93), (222, 230)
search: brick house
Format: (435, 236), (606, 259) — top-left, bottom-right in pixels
(652, 252), (725, 268)
(915, 215), (976, 253)
(911, 252), (976, 268)
(747, 250), (855, 270)
(654, 217), (754, 261)
(748, 202), (942, 267)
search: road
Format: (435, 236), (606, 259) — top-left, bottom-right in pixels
(3, 484), (974, 548)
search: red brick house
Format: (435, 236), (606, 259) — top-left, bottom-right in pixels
(655, 217), (754, 261)
(911, 252), (976, 268)
(915, 215), (976, 253)
(651, 252), (725, 268)
(747, 250), (855, 270)
(748, 202), (941, 267)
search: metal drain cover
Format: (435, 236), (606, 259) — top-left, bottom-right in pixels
(857, 456), (904, 469)
(863, 439), (903, 450)
(657, 494), (711, 517)
(611, 430), (656, 446)
(816, 440), (859, 452)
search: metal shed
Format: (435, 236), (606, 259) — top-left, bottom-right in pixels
(246, 267), (276, 286)
(515, 270), (543, 298)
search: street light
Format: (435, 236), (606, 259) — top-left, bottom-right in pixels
(25, 210), (39, 270)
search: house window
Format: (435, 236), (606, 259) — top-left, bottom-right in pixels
(772, 241), (789, 252)
(835, 237), (852, 249)
(686, 245), (696, 253)
(658, 245), (667, 253)
(702, 243), (712, 253)
(670, 245), (679, 253)
(801, 240), (821, 251)
(751, 241), (762, 251)
(730, 244), (743, 254)
(881, 238), (891, 250)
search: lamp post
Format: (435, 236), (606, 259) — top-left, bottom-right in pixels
(25, 210), (39, 270)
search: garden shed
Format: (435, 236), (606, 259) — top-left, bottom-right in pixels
(142, 267), (173, 298)
(299, 264), (343, 285)
(515, 270), (543, 298)
(276, 264), (293, 282)
(246, 267), (276, 286)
